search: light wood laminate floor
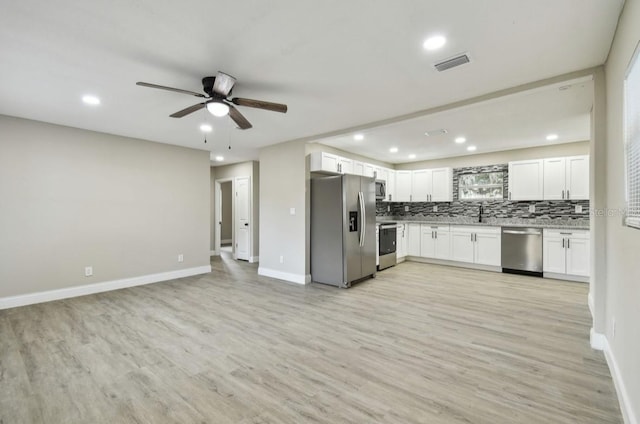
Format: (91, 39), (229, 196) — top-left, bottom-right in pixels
(0, 255), (622, 423)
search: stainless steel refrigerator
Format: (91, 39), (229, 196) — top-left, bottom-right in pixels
(311, 174), (376, 288)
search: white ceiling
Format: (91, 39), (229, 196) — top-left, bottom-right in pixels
(0, 1), (623, 165)
(314, 78), (594, 163)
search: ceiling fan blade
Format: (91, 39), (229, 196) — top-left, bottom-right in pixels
(228, 104), (252, 129)
(212, 72), (236, 97)
(170, 102), (206, 118)
(231, 97), (288, 113)
(136, 81), (206, 98)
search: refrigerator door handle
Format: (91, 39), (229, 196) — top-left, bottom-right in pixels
(358, 191), (366, 247)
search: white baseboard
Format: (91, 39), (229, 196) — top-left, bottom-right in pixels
(0, 265), (212, 310)
(258, 267), (309, 285)
(590, 328), (606, 351)
(543, 272), (589, 283)
(603, 337), (638, 424)
(588, 292), (594, 318)
(249, 256), (259, 263)
(405, 256), (501, 273)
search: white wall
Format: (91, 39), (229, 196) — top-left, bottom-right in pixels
(0, 115), (211, 303)
(258, 141), (308, 283)
(395, 141), (590, 170)
(602, 0), (640, 422)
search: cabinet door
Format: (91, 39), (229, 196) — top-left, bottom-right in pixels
(420, 226), (436, 258)
(566, 155), (589, 200)
(543, 236), (566, 273)
(353, 161), (364, 176)
(322, 152), (340, 173)
(397, 224), (407, 258)
(363, 163), (376, 178)
(474, 231), (501, 266)
(338, 157), (353, 174)
(543, 157), (566, 200)
(566, 236), (590, 277)
(395, 171), (412, 202)
(411, 170), (431, 202)
(387, 170), (396, 202)
(451, 230), (475, 263)
(431, 168), (452, 202)
(509, 159), (544, 200)
(376, 167), (388, 182)
(407, 223), (421, 256)
(434, 229), (451, 260)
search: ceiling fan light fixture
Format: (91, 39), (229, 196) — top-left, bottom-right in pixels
(207, 101), (230, 117)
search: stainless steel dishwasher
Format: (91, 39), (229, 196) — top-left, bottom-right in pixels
(501, 227), (543, 276)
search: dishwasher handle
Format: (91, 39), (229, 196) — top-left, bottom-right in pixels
(502, 229), (542, 235)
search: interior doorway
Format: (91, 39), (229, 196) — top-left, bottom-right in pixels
(214, 176), (252, 261)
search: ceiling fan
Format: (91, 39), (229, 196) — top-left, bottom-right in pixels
(136, 71), (287, 130)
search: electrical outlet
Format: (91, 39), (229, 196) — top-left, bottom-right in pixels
(529, 204), (536, 213)
(84, 266), (93, 277)
(575, 205), (583, 214)
(178, 254), (184, 263)
(404, 205), (409, 212)
(433, 205), (438, 212)
(279, 255), (284, 264)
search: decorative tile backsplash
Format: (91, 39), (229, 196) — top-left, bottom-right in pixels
(376, 163), (590, 221)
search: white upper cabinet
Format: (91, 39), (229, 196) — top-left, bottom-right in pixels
(310, 151), (341, 174)
(353, 161), (364, 176)
(376, 167), (388, 182)
(363, 163), (376, 178)
(565, 155), (589, 200)
(431, 168), (453, 202)
(337, 157), (353, 174)
(411, 170), (431, 201)
(395, 171), (412, 202)
(386, 170), (396, 202)
(508, 159), (544, 200)
(543, 155), (589, 200)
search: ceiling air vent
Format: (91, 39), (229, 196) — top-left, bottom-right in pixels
(434, 54), (470, 72)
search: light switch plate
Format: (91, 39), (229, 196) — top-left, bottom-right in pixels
(529, 205), (536, 213)
(289, 207), (296, 215)
(575, 205), (583, 214)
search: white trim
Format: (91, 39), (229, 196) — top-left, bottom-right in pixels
(0, 265), (212, 310)
(588, 292), (594, 318)
(221, 239), (232, 245)
(249, 256), (259, 263)
(543, 272), (589, 283)
(258, 267), (309, 285)
(603, 337), (638, 424)
(590, 328), (606, 351)
(405, 256), (501, 273)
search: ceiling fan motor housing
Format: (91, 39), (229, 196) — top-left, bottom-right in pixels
(202, 76), (230, 98)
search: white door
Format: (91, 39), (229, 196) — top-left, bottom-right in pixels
(420, 226), (436, 258)
(474, 231), (501, 266)
(543, 236), (566, 273)
(407, 223), (421, 256)
(566, 236), (590, 276)
(451, 230), (474, 263)
(411, 169), (431, 201)
(543, 157), (566, 200)
(431, 168), (452, 202)
(395, 171), (412, 202)
(235, 176), (250, 261)
(565, 155), (590, 200)
(509, 159), (544, 200)
(434, 228), (451, 260)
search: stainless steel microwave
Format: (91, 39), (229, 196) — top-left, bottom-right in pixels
(375, 180), (386, 200)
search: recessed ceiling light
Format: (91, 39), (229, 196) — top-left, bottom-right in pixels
(354, 134), (364, 141)
(82, 95), (100, 106)
(215, 156), (224, 162)
(408, 154), (416, 159)
(546, 134), (559, 141)
(423, 35), (446, 51)
(455, 137), (466, 144)
(466, 145), (477, 152)
(389, 147), (398, 153)
(200, 124), (212, 133)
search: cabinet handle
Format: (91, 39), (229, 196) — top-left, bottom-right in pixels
(410, 194), (412, 202)
(389, 194), (392, 201)
(562, 238), (565, 248)
(508, 191), (512, 200)
(567, 190), (570, 199)
(567, 238), (570, 249)
(435, 231), (438, 239)
(471, 234), (473, 242)
(562, 190), (565, 199)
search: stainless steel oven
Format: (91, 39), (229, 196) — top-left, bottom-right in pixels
(378, 222), (397, 270)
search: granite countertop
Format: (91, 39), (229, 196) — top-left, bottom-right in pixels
(376, 216), (589, 230)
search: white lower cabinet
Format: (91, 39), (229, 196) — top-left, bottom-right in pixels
(396, 224), (407, 259)
(420, 224), (451, 260)
(543, 229), (590, 277)
(406, 223), (421, 256)
(450, 226), (501, 266)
